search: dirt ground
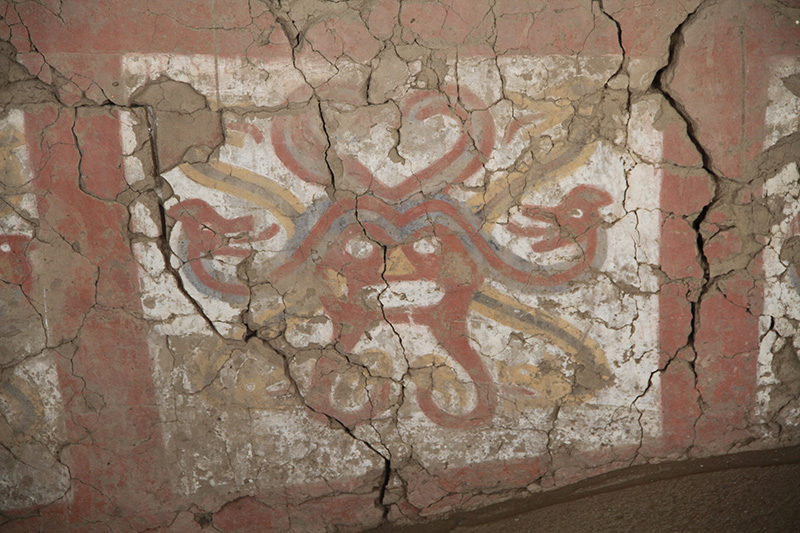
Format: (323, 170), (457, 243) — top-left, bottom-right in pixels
(376, 446), (800, 532)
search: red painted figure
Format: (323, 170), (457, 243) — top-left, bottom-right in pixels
(508, 185), (613, 253)
(316, 221), (496, 429)
(169, 198), (278, 298)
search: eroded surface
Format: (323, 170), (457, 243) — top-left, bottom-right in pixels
(1, 1), (799, 531)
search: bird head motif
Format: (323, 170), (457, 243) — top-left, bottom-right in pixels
(510, 185), (613, 252)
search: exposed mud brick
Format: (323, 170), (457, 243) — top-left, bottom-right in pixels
(669, 0), (800, 180)
(1, 0), (800, 530)
(604, 0), (703, 90)
(130, 80), (223, 171)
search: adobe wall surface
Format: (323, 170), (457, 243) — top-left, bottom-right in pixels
(0, 0), (799, 531)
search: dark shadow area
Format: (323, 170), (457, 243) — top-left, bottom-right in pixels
(375, 445), (800, 532)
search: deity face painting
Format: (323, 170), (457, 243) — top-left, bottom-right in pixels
(128, 52), (661, 501)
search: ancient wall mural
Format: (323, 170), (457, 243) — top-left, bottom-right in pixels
(1, 0), (799, 531)
(124, 53), (663, 507)
(0, 110), (69, 510)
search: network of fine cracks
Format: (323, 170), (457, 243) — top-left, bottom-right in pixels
(3, 0), (798, 530)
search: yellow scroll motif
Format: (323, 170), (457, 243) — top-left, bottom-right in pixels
(179, 161), (301, 239)
(470, 285), (613, 408)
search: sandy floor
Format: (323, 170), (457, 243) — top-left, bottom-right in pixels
(376, 446), (800, 533)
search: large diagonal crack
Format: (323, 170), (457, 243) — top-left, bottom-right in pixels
(264, 100), (395, 520)
(340, 181), (398, 522)
(317, 100), (338, 193)
(137, 102), (223, 338)
(648, 2), (717, 436)
(598, 0), (715, 459)
(263, 335), (393, 520)
(264, 0), (301, 50)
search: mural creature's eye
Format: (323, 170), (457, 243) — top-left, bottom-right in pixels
(568, 208), (583, 218)
(345, 237), (376, 259)
(0, 243), (10, 253)
(413, 236), (441, 255)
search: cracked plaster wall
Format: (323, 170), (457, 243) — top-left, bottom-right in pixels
(1, 0), (799, 531)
